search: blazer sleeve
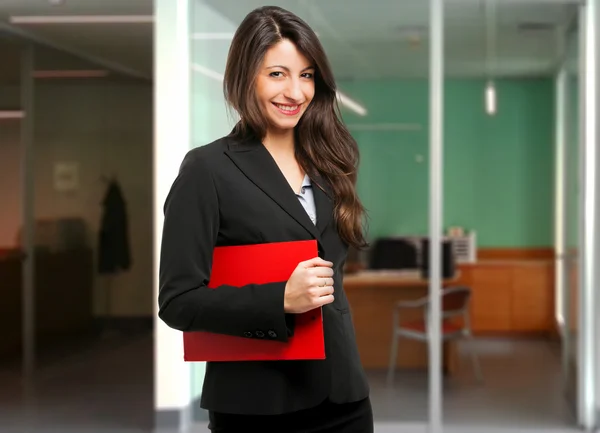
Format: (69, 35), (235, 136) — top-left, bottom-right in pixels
(158, 149), (293, 342)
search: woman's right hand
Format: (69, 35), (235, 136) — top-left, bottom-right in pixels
(283, 257), (335, 314)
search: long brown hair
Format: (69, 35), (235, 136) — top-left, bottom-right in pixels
(223, 6), (368, 249)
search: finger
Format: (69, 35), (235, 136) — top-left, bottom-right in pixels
(318, 285), (334, 296)
(310, 283), (333, 296)
(310, 267), (334, 278)
(321, 277), (334, 288)
(311, 276), (333, 288)
(308, 282), (333, 297)
(303, 257), (333, 268)
(315, 294), (334, 307)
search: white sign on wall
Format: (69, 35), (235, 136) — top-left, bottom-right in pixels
(53, 162), (79, 192)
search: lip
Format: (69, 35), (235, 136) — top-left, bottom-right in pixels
(272, 102), (302, 116)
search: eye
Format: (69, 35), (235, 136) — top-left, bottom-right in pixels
(269, 71), (284, 78)
(301, 72), (314, 79)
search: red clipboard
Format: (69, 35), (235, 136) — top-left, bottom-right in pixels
(183, 240), (325, 362)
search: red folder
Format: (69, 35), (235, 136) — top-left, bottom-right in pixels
(183, 240), (325, 362)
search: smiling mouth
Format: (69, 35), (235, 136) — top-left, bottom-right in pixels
(272, 103), (302, 116)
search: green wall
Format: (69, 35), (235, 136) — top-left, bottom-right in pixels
(339, 78), (555, 247)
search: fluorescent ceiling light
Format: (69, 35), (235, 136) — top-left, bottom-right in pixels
(0, 111), (25, 119)
(485, 80), (497, 116)
(336, 92), (367, 116)
(33, 69), (109, 78)
(10, 15), (153, 24)
(191, 63), (367, 116)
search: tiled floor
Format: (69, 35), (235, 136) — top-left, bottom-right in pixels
(0, 332), (154, 433)
(373, 337), (576, 429)
(0, 333), (582, 432)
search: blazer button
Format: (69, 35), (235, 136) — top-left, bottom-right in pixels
(255, 330), (265, 338)
(268, 330), (277, 338)
(243, 331), (253, 338)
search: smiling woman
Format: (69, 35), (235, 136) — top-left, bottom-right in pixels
(223, 6), (367, 248)
(158, 5), (373, 433)
(255, 40), (315, 129)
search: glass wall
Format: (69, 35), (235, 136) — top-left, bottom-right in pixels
(155, 0), (600, 431)
(188, 0), (239, 404)
(442, 0), (589, 431)
(187, 0), (434, 428)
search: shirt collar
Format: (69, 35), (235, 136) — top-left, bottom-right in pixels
(301, 174), (312, 188)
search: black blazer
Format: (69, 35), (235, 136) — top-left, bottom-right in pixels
(158, 132), (369, 416)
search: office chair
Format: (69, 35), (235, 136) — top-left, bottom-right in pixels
(387, 286), (483, 386)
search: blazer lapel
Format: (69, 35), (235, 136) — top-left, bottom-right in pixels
(225, 137), (321, 241)
(311, 174), (334, 235)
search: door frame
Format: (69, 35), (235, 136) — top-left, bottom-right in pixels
(20, 42), (36, 394)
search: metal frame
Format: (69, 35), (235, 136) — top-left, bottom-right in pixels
(428, 0), (444, 431)
(554, 65), (570, 386)
(154, 0), (194, 430)
(578, 0), (599, 429)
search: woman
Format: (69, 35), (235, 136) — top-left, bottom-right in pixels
(158, 5), (373, 433)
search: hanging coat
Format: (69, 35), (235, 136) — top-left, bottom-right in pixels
(98, 180), (132, 274)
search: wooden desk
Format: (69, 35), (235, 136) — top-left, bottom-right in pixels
(343, 270), (459, 373)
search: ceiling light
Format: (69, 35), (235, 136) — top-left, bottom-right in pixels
(335, 92), (367, 116)
(10, 15), (153, 24)
(485, 80), (497, 116)
(191, 63), (368, 117)
(0, 111), (25, 120)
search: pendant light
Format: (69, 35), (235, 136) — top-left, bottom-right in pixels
(484, 0), (497, 116)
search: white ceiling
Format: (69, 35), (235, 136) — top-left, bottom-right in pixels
(202, 0), (579, 79)
(0, 0), (581, 83)
(0, 0), (153, 81)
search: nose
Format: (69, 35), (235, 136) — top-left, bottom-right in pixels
(284, 78), (303, 101)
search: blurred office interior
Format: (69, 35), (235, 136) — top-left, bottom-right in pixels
(0, 0), (598, 432)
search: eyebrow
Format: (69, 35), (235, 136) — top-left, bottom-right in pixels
(265, 65), (315, 72)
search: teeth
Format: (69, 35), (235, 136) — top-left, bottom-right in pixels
(276, 104), (299, 111)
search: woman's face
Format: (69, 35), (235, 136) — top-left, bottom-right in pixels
(255, 39), (315, 134)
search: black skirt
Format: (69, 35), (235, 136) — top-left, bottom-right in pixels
(208, 398), (374, 433)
